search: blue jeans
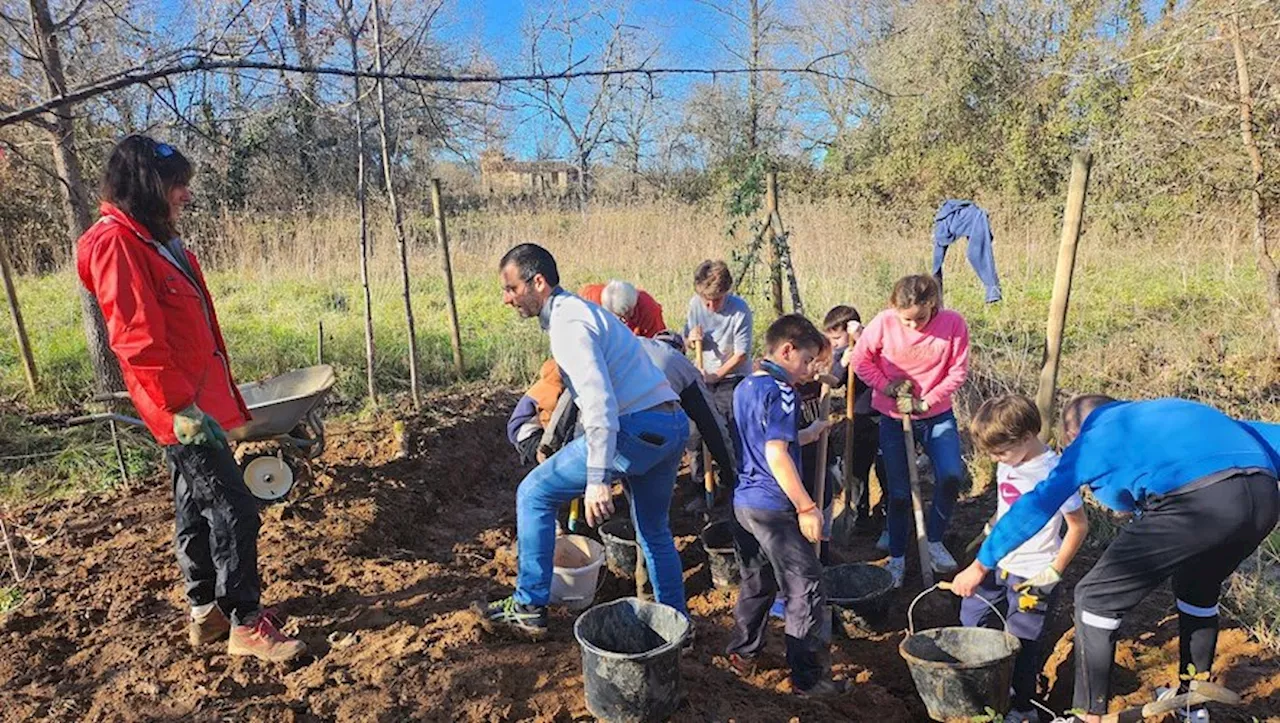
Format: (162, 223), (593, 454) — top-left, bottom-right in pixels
(513, 406), (691, 612)
(878, 410), (965, 558)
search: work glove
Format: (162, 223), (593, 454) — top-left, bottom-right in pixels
(883, 379), (911, 399)
(1016, 565), (1062, 592)
(172, 404), (227, 448)
(895, 394), (929, 415)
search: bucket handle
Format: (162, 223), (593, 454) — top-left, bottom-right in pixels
(907, 583), (1009, 636)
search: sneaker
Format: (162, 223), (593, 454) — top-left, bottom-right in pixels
(1155, 687), (1210, 722)
(727, 653), (758, 677)
(189, 604), (231, 647)
(473, 596), (548, 641)
(1004, 708), (1040, 723)
(227, 609), (306, 662)
(875, 530), (891, 552)
(795, 678), (849, 698)
(929, 541), (959, 573)
(886, 557), (905, 589)
(769, 596), (785, 619)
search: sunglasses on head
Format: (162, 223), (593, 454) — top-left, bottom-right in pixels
(154, 143), (176, 159)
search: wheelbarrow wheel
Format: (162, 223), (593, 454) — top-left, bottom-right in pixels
(241, 453), (296, 503)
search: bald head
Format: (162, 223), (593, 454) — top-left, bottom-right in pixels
(1061, 394), (1118, 444)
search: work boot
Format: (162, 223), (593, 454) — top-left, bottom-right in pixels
(188, 604), (231, 647)
(795, 678), (849, 699)
(887, 557), (905, 589)
(473, 595), (548, 641)
(929, 541), (959, 574)
(227, 609), (307, 662)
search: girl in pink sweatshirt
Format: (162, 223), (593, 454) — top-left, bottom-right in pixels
(852, 274), (970, 587)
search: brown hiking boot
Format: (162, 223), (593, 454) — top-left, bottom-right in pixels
(189, 605), (231, 647)
(227, 609), (306, 662)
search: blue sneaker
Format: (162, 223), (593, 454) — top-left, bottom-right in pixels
(769, 596), (785, 619)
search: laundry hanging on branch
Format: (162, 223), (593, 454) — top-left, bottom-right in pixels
(932, 200), (1002, 304)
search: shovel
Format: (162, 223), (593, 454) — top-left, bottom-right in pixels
(692, 337), (715, 515)
(1095, 680), (1240, 722)
(812, 384), (833, 557)
(901, 407), (934, 587)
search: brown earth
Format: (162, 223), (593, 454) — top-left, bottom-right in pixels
(1, 384), (1277, 722)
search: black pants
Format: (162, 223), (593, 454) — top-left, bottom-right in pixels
(166, 444), (263, 626)
(1072, 471), (1280, 714)
(726, 505), (829, 691)
(688, 376), (740, 490)
(844, 414), (885, 521)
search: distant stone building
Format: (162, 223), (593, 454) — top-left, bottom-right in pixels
(480, 150), (580, 196)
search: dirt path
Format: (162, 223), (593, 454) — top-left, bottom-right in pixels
(2, 385), (1277, 722)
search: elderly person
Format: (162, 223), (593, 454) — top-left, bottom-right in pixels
(951, 395), (1280, 721)
(478, 244), (689, 639)
(578, 279), (667, 338)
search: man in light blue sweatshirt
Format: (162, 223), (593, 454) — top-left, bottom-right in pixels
(951, 395), (1280, 721)
(476, 243), (690, 640)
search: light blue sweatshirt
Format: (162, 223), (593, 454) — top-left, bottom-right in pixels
(979, 398), (1279, 569)
(540, 289), (678, 485)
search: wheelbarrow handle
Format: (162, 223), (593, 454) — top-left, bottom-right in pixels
(67, 412), (144, 428)
(907, 582), (1009, 636)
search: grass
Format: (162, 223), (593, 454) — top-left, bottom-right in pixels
(0, 586), (22, 614)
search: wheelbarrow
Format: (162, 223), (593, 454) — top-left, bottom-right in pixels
(68, 364), (338, 503)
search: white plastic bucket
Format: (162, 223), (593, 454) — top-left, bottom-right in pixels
(551, 535), (606, 611)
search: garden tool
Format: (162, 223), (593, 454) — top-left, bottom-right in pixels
(692, 337), (715, 515)
(812, 384), (833, 556)
(1093, 680), (1240, 723)
(901, 395), (934, 586)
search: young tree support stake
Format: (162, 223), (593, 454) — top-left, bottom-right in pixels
(693, 337), (715, 513)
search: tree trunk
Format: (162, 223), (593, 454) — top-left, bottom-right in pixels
(344, 1), (377, 405)
(284, 0), (319, 196)
(748, 0), (760, 154)
(28, 0), (124, 393)
(1228, 7), (1280, 356)
(372, 0), (421, 407)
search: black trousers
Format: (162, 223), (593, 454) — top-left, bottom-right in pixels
(726, 505), (829, 691)
(688, 376), (740, 490)
(1072, 471), (1279, 713)
(166, 443), (263, 626)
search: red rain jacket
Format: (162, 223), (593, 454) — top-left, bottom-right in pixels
(76, 203), (249, 445)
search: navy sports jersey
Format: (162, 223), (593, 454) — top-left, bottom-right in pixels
(732, 370), (801, 511)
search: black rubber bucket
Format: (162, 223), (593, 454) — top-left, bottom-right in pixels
(699, 520), (739, 589)
(899, 586), (1021, 721)
(823, 563), (894, 638)
(599, 518), (638, 578)
(574, 597), (690, 723)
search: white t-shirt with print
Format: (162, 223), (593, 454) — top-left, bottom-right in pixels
(995, 449), (1083, 578)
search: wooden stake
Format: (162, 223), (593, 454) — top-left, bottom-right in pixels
(0, 244), (36, 394)
(1035, 152), (1092, 441)
(316, 319), (325, 364)
(430, 179), (465, 379)
(693, 337), (715, 513)
(902, 413), (933, 586)
(342, 0), (377, 406)
(812, 384), (833, 557)
(764, 172), (784, 317)
(372, 0), (421, 409)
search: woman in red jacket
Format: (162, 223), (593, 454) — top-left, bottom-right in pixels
(77, 136), (304, 662)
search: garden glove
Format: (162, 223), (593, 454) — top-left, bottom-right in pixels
(895, 394), (928, 415)
(883, 379), (911, 399)
(1016, 565), (1062, 592)
(173, 404), (227, 448)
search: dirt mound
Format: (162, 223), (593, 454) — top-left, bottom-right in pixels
(1, 384), (1278, 721)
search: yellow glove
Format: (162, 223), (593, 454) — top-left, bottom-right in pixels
(895, 394), (929, 415)
(173, 404), (228, 448)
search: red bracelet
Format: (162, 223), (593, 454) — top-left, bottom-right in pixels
(796, 504), (817, 514)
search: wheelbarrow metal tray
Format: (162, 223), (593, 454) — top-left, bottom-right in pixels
(229, 364), (337, 442)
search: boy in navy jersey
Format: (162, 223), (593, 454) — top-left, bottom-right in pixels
(724, 314), (845, 698)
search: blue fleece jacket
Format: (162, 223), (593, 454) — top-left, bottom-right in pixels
(933, 200), (1002, 303)
(978, 398), (1280, 569)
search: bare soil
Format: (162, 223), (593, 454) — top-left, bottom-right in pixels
(2, 385), (1277, 722)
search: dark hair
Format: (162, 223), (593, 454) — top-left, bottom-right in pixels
(500, 243), (560, 286)
(764, 313), (827, 355)
(1062, 394), (1118, 434)
(100, 135), (193, 241)
(822, 304), (861, 331)
(971, 394), (1041, 453)
(889, 274), (941, 311)
(693, 259), (733, 296)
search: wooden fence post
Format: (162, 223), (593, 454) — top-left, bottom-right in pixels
(1, 244), (37, 394)
(764, 172), (784, 317)
(430, 179), (465, 379)
(1036, 152), (1092, 440)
